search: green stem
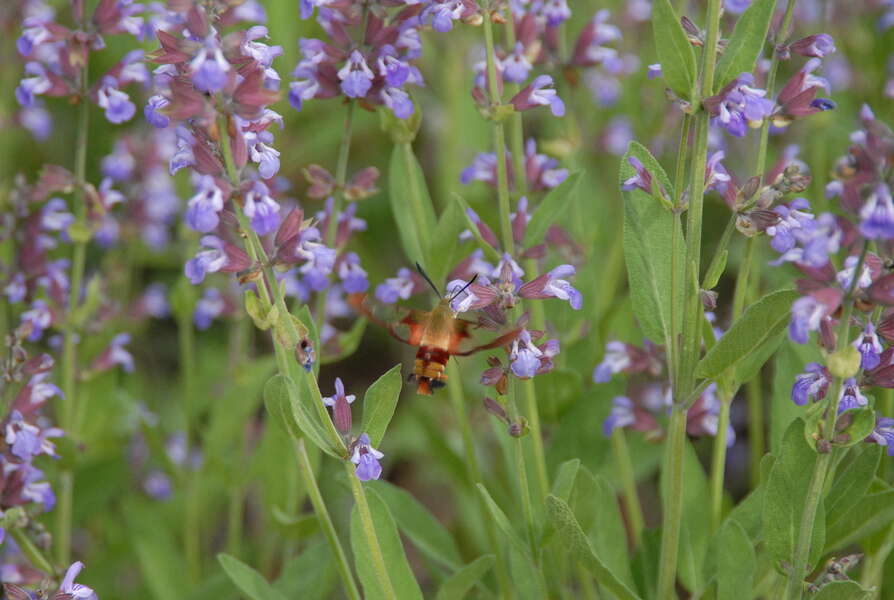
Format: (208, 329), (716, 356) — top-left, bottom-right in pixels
(10, 527), (55, 575)
(860, 522), (894, 596)
(785, 241), (869, 599)
(314, 102), (356, 332)
(514, 434), (537, 557)
(297, 440), (361, 600)
(481, 4), (513, 252)
(659, 0), (722, 592)
(709, 389), (732, 532)
(177, 302), (201, 582)
(56, 41), (91, 568)
(657, 404), (689, 598)
(447, 363), (513, 599)
(610, 428), (644, 547)
(347, 462), (397, 599)
(747, 376), (765, 488)
(501, 11), (527, 196)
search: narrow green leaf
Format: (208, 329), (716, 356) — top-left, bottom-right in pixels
(811, 580), (872, 600)
(545, 495), (641, 600)
(350, 487), (424, 600)
(726, 453), (775, 541)
(369, 480), (463, 570)
(696, 289), (799, 380)
(825, 488), (894, 550)
(571, 467), (635, 589)
(427, 196), (467, 287)
(217, 554), (287, 600)
(273, 542), (336, 600)
(522, 171), (582, 248)
(360, 364), (403, 447)
(476, 483), (531, 559)
(651, 0), (697, 100)
(271, 507), (321, 539)
(263, 374), (342, 458)
(832, 407), (877, 448)
(703, 248), (728, 290)
(434, 555), (495, 600)
(551, 458), (581, 501)
(715, 521), (756, 600)
(825, 445), (881, 522)
(762, 419), (826, 568)
(620, 142), (681, 349)
(713, 0), (777, 92)
(388, 143), (438, 266)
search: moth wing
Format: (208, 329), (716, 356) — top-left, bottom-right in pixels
(3, 585), (35, 600)
(347, 293), (428, 347)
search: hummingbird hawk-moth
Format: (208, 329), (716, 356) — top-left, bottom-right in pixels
(349, 264), (520, 395)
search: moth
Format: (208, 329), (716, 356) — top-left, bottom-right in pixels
(349, 265), (520, 395)
(3, 584), (73, 600)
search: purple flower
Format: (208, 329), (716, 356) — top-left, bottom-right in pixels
(791, 362), (829, 405)
(184, 236), (229, 284)
(838, 378), (868, 413)
(705, 73), (775, 137)
(460, 153), (498, 185)
(377, 46), (411, 87)
(375, 268), (416, 304)
(145, 94), (171, 128)
(423, 0), (464, 32)
(185, 176), (224, 233)
(295, 230), (336, 291)
(20, 103), (53, 140)
(647, 64), (662, 79)
(351, 433), (384, 481)
(323, 377), (355, 433)
(789, 295), (827, 344)
(767, 198), (814, 253)
(42, 197), (75, 233)
(58, 561), (98, 600)
(593, 341), (631, 382)
(102, 142), (136, 181)
(518, 264), (582, 309)
(143, 470), (172, 500)
(92, 333), (135, 373)
(859, 184), (894, 240)
(5, 411), (62, 461)
(382, 87), (414, 119)
(244, 181), (280, 235)
(246, 130), (281, 179)
(502, 43), (532, 83)
(191, 35), (230, 93)
(97, 78), (136, 124)
(338, 252), (369, 294)
(338, 50), (374, 98)
(790, 34), (836, 58)
(621, 156), (655, 195)
(603, 396), (636, 436)
(704, 151), (732, 194)
(854, 323), (883, 371)
(869, 418), (894, 456)
(194, 288), (225, 330)
(511, 75), (565, 117)
(20, 300), (52, 341)
(836, 255), (872, 291)
(509, 329), (543, 379)
(17, 19), (52, 56)
(5, 273), (26, 303)
(15, 62), (51, 108)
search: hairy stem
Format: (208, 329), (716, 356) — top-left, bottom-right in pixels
(347, 462), (397, 599)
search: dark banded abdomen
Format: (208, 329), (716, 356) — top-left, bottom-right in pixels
(413, 345), (449, 395)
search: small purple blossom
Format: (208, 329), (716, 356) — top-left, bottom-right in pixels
(184, 236), (228, 285)
(509, 329), (543, 379)
(243, 181), (280, 235)
(194, 288), (225, 330)
(869, 418), (894, 456)
(791, 362), (829, 405)
(351, 433), (384, 481)
(97, 77), (136, 124)
(338, 50), (374, 98)
(338, 253), (369, 294)
(323, 377), (355, 433)
(375, 268), (416, 304)
(854, 323), (884, 371)
(859, 184), (894, 240)
(185, 176), (224, 233)
(789, 295), (827, 344)
(190, 34), (231, 93)
(705, 73), (775, 137)
(593, 341), (631, 383)
(790, 34), (836, 58)
(838, 378), (868, 413)
(603, 396), (636, 436)
(58, 561), (98, 600)
(511, 75), (565, 117)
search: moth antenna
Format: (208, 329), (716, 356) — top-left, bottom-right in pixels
(450, 274), (478, 301)
(415, 262), (441, 296)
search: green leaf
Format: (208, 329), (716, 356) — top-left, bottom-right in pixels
(545, 495), (641, 600)
(825, 488), (894, 550)
(522, 171), (582, 248)
(360, 364), (403, 447)
(350, 487), (424, 600)
(551, 458), (581, 501)
(651, 0), (697, 100)
(762, 419), (826, 568)
(263, 374), (342, 458)
(696, 289), (799, 380)
(476, 483), (531, 559)
(271, 507), (321, 539)
(388, 142), (438, 266)
(369, 480), (463, 570)
(713, 0), (777, 92)
(824, 445), (881, 523)
(833, 407), (877, 448)
(426, 195), (468, 287)
(714, 521), (756, 600)
(433, 555), (495, 600)
(273, 542), (336, 600)
(217, 554), (287, 600)
(726, 453), (775, 541)
(621, 141), (681, 349)
(811, 580), (872, 600)
(570, 467), (635, 589)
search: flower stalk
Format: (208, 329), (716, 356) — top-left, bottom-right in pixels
(347, 461), (397, 599)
